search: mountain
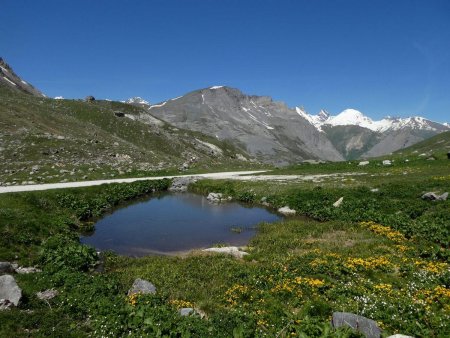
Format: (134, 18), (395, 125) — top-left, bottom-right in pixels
(393, 130), (450, 159)
(299, 108), (449, 159)
(0, 64), (253, 186)
(146, 86), (344, 165)
(123, 97), (151, 107)
(0, 57), (45, 97)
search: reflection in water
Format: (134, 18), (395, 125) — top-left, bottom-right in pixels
(81, 193), (281, 256)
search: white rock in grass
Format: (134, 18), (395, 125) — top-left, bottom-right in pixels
(127, 279), (156, 296)
(333, 197), (344, 207)
(202, 246), (248, 259)
(0, 275), (22, 307)
(278, 206), (296, 215)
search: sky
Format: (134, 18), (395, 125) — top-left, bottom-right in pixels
(1, 0), (449, 121)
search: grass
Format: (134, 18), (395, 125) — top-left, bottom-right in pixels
(0, 154), (449, 336)
(0, 83), (260, 186)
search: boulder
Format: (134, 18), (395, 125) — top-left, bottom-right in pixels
(421, 192), (448, 201)
(382, 160), (392, 166)
(179, 307), (195, 316)
(36, 289), (59, 301)
(85, 95), (95, 102)
(333, 197), (344, 207)
(0, 262), (14, 274)
(358, 161), (370, 166)
(202, 246), (248, 259)
(207, 192), (223, 203)
(15, 267), (42, 274)
(0, 275), (22, 307)
(0, 299), (14, 311)
(332, 312), (381, 338)
(387, 335), (414, 338)
(127, 278), (156, 296)
(278, 206), (296, 216)
(114, 111), (125, 117)
(169, 176), (198, 192)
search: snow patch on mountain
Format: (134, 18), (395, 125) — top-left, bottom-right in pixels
(210, 86), (224, 90)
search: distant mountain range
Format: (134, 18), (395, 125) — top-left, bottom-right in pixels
(296, 108), (449, 159)
(142, 86), (449, 162)
(1, 56), (448, 164)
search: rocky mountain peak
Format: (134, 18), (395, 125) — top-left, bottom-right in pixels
(317, 109), (330, 121)
(125, 97), (151, 107)
(0, 57), (45, 97)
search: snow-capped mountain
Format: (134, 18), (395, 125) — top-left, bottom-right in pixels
(124, 97), (151, 107)
(296, 107), (449, 159)
(300, 108), (449, 134)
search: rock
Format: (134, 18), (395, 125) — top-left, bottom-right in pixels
(169, 176), (198, 192)
(179, 162), (190, 171)
(0, 262), (14, 274)
(179, 307), (195, 316)
(260, 196), (270, 207)
(387, 335), (415, 338)
(333, 197), (344, 207)
(15, 267), (42, 274)
(36, 288), (59, 300)
(127, 278), (156, 296)
(0, 299), (14, 311)
(85, 95), (95, 102)
(207, 192), (223, 203)
(278, 206), (296, 216)
(202, 246), (248, 259)
(421, 192), (448, 201)
(0, 275), (22, 307)
(114, 111), (125, 117)
(439, 192), (449, 201)
(332, 312), (381, 338)
(382, 160), (392, 166)
(370, 188), (379, 192)
(358, 161), (370, 166)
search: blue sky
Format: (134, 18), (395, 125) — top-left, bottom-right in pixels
(1, 0), (449, 121)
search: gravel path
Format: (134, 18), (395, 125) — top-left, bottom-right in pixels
(0, 171), (267, 194)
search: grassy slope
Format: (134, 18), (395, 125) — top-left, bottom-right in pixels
(0, 83), (261, 185)
(393, 130), (450, 158)
(0, 157), (449, 337)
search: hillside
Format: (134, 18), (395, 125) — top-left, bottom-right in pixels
(393, 130), (450, 159)
(147, 86), (344, 165)
(0, 83), (254, 186)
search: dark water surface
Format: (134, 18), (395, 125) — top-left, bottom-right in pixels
(81, 193), (281, 256)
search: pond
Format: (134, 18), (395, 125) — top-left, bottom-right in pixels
(81, 193), (281, 256)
